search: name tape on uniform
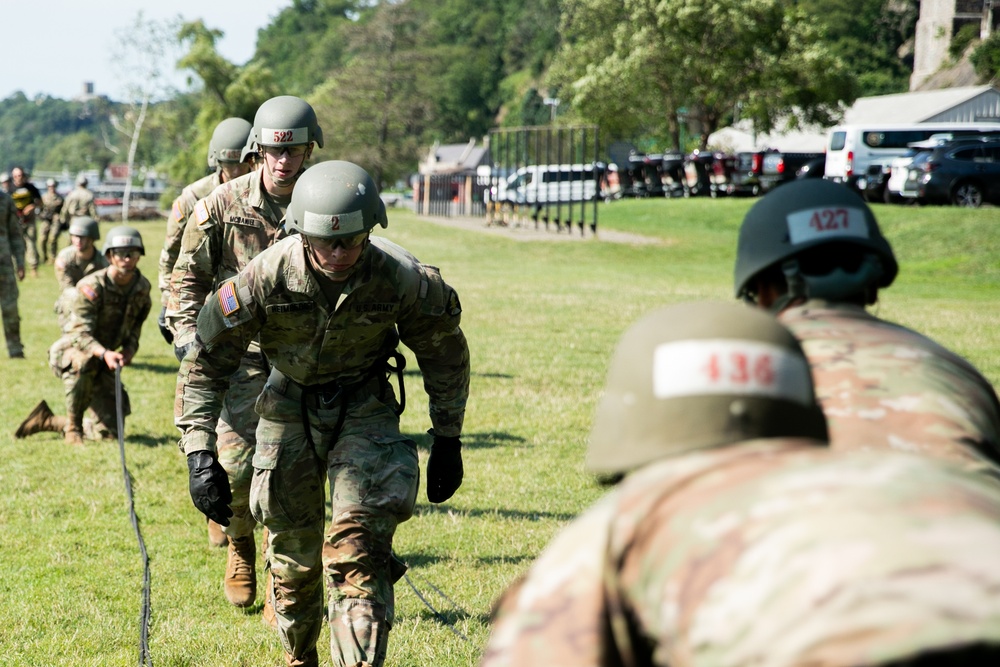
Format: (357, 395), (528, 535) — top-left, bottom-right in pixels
(302, 209), (365, 235)
(653, 339), (812, 405)
(261, 127), (308, 144)
(786, 206), (869, 246)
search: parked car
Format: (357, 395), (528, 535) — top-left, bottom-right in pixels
(759, 151), (825, 192)
(728, 151), (765, 196)
(909, 139), (1000, 207)
(898, 150), (935, 201)
(859, 161), (893, 203)
(795, 156), (826, 179)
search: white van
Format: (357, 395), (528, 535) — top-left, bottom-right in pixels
(824, 122), (1000, 190)
(488, 163), (601, 205)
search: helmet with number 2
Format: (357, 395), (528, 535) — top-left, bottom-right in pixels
(733, 179), (897, 302)
(285, 161), (387, 239)
(249, 96), (324, 151)
(587, 302), (827, 478)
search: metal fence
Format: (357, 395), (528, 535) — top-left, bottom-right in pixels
(414, 173), (488, 218)
(485, 125), (601, 235)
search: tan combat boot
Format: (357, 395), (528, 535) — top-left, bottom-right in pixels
(224, 534), (256, 607)
(64, 428), (84, 446)
(15, 400), (70, 439)
(284, 647), (318, 667)
(207, 519), (228, 548)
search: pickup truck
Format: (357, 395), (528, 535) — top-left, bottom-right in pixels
(758, 151), (825, 192)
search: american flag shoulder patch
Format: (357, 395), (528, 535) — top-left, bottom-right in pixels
(218, 282), (240, 316)
(195, 200), (210, 224)
(172, 201), (183, 222)
(79, 283), (98, 302)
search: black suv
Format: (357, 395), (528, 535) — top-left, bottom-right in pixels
(910, 139), (1000, 207)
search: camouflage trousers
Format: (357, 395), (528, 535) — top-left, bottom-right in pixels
(250, 376), (418, 666)
(38, 218), (62, 263)
(49, 337), (131, 438)
(217, 351), (267, 539)
(0, 265), (22, 357)
(20, 219), (38, 271)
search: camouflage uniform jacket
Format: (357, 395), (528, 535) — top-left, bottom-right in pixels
(483, 440), (1000, 667)
(60, 185), (98, 223)
(54, 246), (109, 291)
(1, 192), (25, 269)
(175, 235), (470, 455)
(779, 299), (1000, 473)
(166, 168), (286, 347)
(157, 171), (222, 296)
(40, 191), (64, 223)
(61, 267), (152, 358)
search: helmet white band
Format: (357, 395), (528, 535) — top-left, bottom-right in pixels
(653, 339), (813, 405)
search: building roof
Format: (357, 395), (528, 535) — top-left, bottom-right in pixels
(843, 85), (999, 124)
(419, 139), (489, 175)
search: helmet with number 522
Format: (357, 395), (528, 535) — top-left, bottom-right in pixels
(248, 95), (324, 151)
(285, 161), (387, 239)
(733, 179), (898, 306)
(587, 301), (828, 478)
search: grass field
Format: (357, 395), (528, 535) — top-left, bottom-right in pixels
(1, 196), (998, 666)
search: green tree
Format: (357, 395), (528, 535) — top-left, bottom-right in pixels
(310, 1), (430, 187)
(36, 131), (116, 174)
(549, 0), (856, 150)
(167, 20), (278, 188)
(797, 0), (918, 96)
(971, 31), (1000, 82)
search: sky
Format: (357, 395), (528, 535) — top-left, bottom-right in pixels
(0, 0), (292, 102)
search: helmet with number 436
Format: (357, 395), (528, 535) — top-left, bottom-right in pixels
(733, 179), (898, 303)
(587, 301), (828, 478)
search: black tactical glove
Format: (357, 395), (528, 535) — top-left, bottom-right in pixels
(187, 450), (233, 526)
(158, 307), (174, 344)
(426, 431), (463, 503)
(174, 341), (194, 363)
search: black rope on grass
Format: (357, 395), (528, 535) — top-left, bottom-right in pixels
(399, 559), (470, 642)
(116, 365), (153, 666)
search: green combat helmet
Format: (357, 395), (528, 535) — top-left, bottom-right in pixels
(207, 117), (253, 169)
(102, 225), (145, 255)
(285, 160), (388, 239)
(248, 95), (324, 152)
(68, 216), (100, 240)
(76, 173), (88, 186)
(587, 301), (828, 478)
(733, 179), (898, 308)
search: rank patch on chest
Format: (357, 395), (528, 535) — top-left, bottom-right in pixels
(218, 281), (240, 316)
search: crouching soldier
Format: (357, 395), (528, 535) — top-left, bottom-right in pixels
(16, 226), (151, 445)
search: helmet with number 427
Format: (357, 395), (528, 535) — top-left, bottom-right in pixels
(249, 96), (324, 150)
(587, 301), (827, 478)
(733, 179), (898, 302)
(285, 161), (387, 239)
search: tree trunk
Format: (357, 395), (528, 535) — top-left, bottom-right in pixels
(121, 96), (149, 223)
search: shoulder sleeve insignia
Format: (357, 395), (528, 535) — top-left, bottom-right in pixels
(79, 283), (98, 302)
(194, 200), (210, 225)
(172, 200), (183, 222)
(218, 280), (240, 316)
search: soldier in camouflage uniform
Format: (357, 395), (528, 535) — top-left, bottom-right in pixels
(0, 188), (26, 358)
(53, 216), (108, 327)
(39, 178), (65, 264)
(167, 96), (323, 604)
(156, 117), (253, 344)
(482, 302), (1000, 667)
(60, 174), (99, 227)
(15, 226), (151, 446)
(176, 161), (470, 667)
(9, 167), (42, 276)
(734, 179), (1000, 475)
